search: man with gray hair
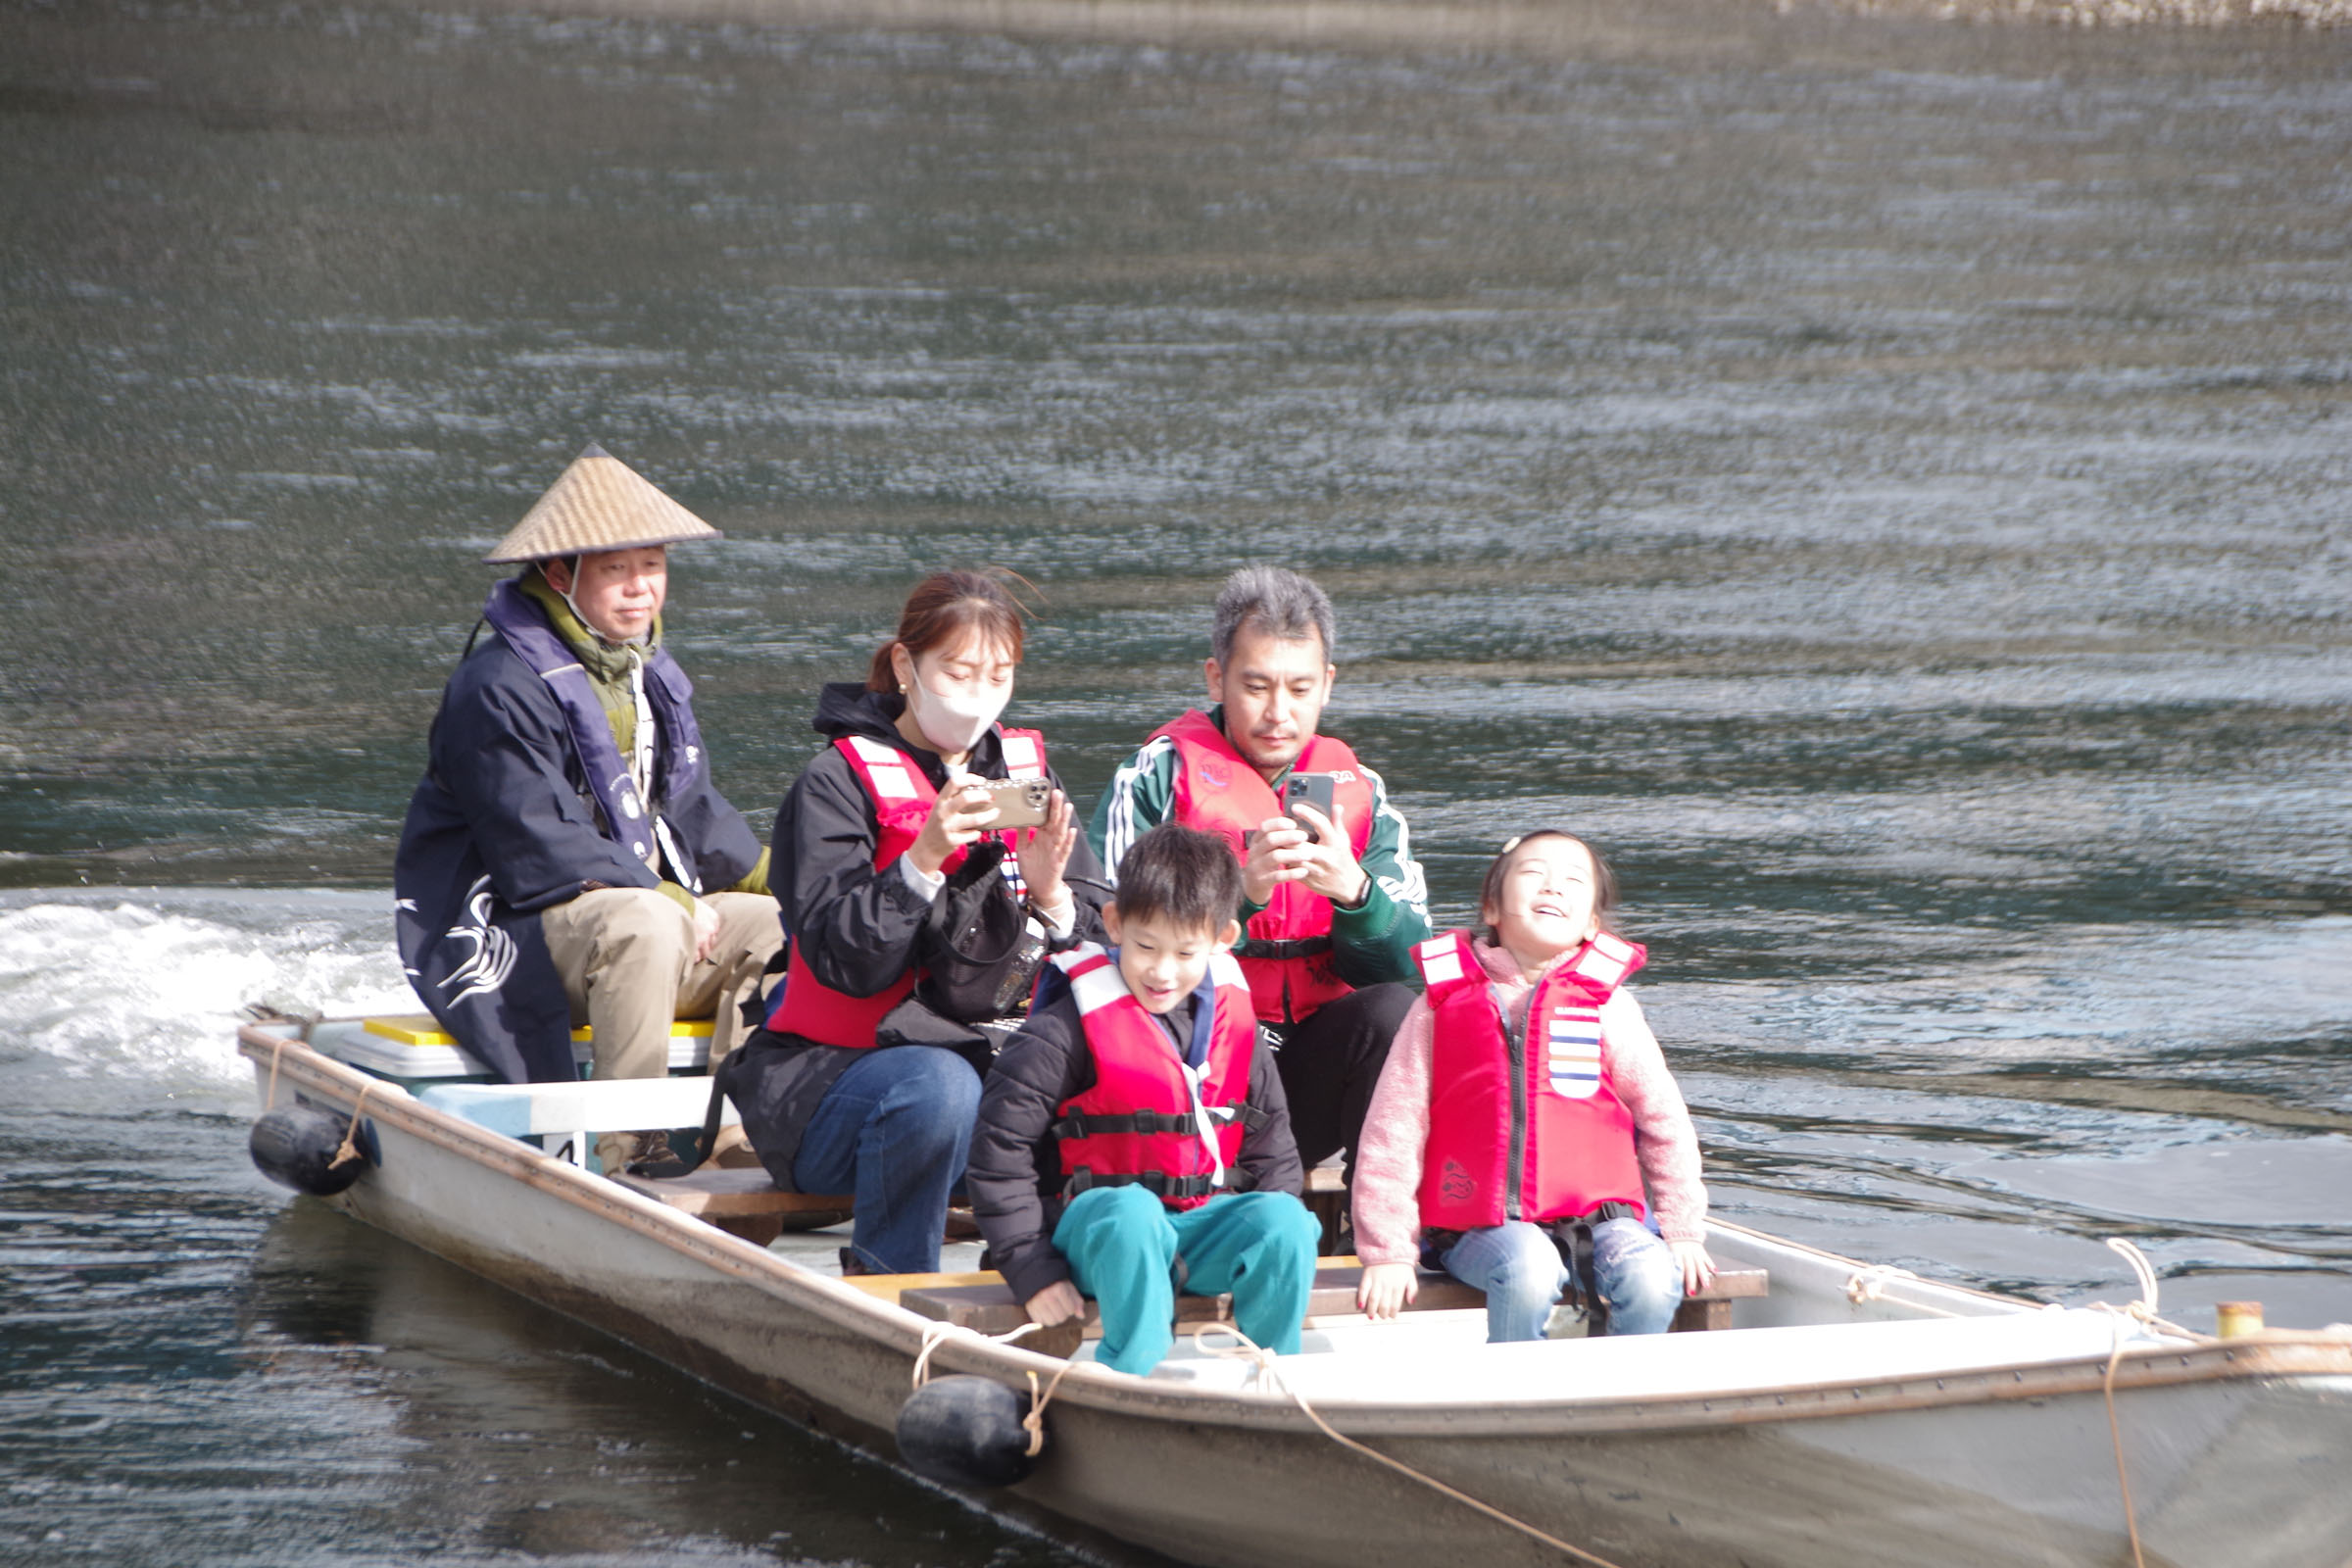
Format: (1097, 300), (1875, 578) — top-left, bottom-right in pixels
(1090, 567), (1430, 1197)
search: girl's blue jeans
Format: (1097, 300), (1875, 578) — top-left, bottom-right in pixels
(1430, 1217), (1683, 1343)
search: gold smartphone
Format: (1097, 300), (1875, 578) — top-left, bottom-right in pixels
(982, 776), (1053, 829)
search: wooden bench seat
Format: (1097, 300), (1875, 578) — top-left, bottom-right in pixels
(886, 1259), (1768, 1347)
(610, 1165), (854, 1246)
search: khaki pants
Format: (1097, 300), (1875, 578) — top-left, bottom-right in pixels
(542, 888), (781, 1171)
(539, 887), (781, 1081)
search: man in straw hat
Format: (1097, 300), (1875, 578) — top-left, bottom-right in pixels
(394, 444), (779, 1175)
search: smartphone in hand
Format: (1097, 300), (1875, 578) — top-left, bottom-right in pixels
(981, 776), (1054, 829)
(1282, 772), (1339, 843)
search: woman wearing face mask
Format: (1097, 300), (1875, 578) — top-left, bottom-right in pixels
(726, 570), (1109, 1275)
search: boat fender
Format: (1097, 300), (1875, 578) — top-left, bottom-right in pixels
(895, 1375), (1039, 1489)
(248, 1105), (371, 1197)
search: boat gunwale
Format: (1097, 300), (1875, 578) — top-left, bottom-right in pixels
(237, 1024), (2352, 1442)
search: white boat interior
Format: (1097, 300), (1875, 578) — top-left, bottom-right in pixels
(1144, 1304), (2175, 1402)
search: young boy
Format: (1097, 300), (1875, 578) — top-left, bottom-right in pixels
(967, 823), (1322, 1374)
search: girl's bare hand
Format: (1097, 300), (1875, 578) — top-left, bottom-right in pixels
(1356, 1261), (1420, 1321)
(1671, 1239), (1716, 1299)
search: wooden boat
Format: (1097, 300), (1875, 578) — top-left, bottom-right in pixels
(237, 1016), (2352, 1568)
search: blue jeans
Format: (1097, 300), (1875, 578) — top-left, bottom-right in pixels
(1054, 1186), (1322, 1375)
(791, 1046), (979, 1275)
(1432, 1217), (1683, 1343)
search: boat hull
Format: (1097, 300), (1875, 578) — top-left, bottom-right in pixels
(241, 1027), (2352, 1568)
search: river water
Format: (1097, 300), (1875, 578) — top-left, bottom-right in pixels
(3, 0), (2349, 1562)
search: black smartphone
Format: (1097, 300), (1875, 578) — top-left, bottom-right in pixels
(1283, 772), (1339, 843)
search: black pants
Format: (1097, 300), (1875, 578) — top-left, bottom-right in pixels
(1267, 982), (1417, 1189)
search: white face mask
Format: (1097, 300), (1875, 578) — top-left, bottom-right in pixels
(907, 671), (1009, 756)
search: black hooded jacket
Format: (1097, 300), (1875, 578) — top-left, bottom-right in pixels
(727, 682), (1111, 1189)
(967, 983), (1304, 1304)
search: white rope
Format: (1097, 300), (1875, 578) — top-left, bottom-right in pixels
(2105, 1237), (2160, 1320)
(1022, 1362), (1076, 1458)
(909, 1317), (1039, 1390)
(1189, 1325), (1632, 1568)
(329, 1081), (378, 1168)
(2092, 1239), (2163, 1568)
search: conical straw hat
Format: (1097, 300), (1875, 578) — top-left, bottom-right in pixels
(483, 443), (722, 564)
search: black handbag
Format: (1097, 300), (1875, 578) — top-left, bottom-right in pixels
(907, 841), (1044, 1025)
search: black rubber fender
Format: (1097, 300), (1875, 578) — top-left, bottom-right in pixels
(896, 1375), (1039, 1489)
(248, 1104), (371, 1196)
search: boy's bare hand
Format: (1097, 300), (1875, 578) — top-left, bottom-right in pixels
(1024, 1280), (1086, 1328)
(1355, 1261), (1419, 1321)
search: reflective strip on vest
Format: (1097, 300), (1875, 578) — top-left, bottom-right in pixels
(845, 734), (922, 801)
(1414, 933), (1468, 988)
(1000, 732), (1046, 779)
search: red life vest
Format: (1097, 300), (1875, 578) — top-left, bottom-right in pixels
(1150, 709), (1376, 1024)
(764, 727), (1048, 1050)
(1048, 942), (1257, 1210)
(1415, 929), (1650, 1231)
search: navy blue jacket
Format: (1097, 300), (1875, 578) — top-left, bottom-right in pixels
(393, 595), (761, 1083)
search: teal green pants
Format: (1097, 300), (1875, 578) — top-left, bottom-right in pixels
(1052, 1186), (1322, 1375)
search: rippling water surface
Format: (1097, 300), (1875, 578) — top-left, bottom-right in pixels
(3, 0), (2349, 1562)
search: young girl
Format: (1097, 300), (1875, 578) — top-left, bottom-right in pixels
(1351, 831), (1712, 1343)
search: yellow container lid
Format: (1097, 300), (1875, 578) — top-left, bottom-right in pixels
(362, 1014), (714, 1049)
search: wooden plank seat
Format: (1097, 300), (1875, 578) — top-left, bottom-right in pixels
(609, 1165), (855, 1246)
(887, 1260), (1769, 1348)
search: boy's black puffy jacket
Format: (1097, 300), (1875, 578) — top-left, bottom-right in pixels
(967, 985), (1305, 1305)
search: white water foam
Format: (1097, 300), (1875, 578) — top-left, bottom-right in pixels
(0, 889), (415, 1090)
